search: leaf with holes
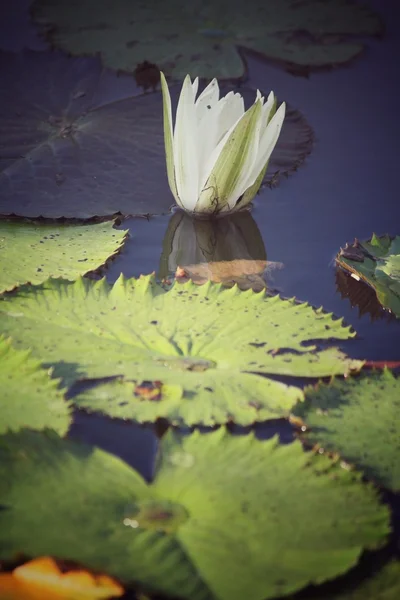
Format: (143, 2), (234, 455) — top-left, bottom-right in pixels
(31, 0), (382, 79)
(0, 428), (390, 600)
(336, 235), (400, 318)
(0, 50), (312, 219)
(0, 336), (71, 435)
(0, 220), (127, 293)
(292, 369), (400, 492)
(0, 274), (362, 426)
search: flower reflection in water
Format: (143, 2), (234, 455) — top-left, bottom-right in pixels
(159, 210), (283, 292)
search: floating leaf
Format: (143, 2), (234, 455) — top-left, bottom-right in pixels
(305, 561), (400, 600)
(0, 275), (361, 426)
(159, 210), (283, 292)
(0, 220), (127, 293)
(336, 235), (400, 318)
(292, 369), (400, 491)
(0, 429), (390, 600)
(0, 336), (71, 436)
(31, 0), (383, 79)
(0, 50), (312, 219)
(0, 556), (124, 600)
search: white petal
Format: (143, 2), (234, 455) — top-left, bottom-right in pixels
(192, 77), (199, 98)
(194, 78), (220, 122)
(173, 75), (199, 211)
(194, 92), (245, 191)
(260, 92), (275, 130)
(245, 101), (286, 188)
(225, 103), (265, 209)
(196, 99), (263, 214)
(198, 95), (248, 192)
(212, 92), (245, 145)
(256, 89), (264, 104)
(160, 72), (182, 207)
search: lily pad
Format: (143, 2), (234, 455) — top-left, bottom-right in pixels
(0, 50), (313, 219)
(0, 219), (128, 293)
(336, 235), (400, 318)
(159, 210), (284, 292)
(0, 274), (361, 426)
(0, 428), (390, 600)
(308, 561), (400, 600)
(31, 0), (383, 79)
(0, 336), (71, 435)
(292, 369), (400, 491)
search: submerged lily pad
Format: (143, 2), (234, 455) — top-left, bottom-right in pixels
(31, 0), (383, 79)
(0, 50), (312, 219)
(0, 428), (390, 600)
(159, 210), (283, 292)
(0, 274), (361, 426)
(292, 369), (400, 491)
(0, 219), (127, 293)
(336, 235), (400, 318)
(0, 336), (71, 435)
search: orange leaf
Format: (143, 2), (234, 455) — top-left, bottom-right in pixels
(0, 556), (124, 600)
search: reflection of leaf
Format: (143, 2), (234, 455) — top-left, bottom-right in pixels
(335, 269), (391, 322)
(0, 275), (361, 426)
(0, 556), (124, 600)
(303, 561), (400, 600)
(0, 336), (71, 435)
(0, 429), (390, 600)
(0, 220), (127, 293)
(159, 210), (278, 292)
(31, 0), (382, 79)
(0, 50), (313, 218)
(336, 235), (400, 318)
(292, 369), (400, 492)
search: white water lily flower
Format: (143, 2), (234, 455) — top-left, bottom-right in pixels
(161, 72), (286, 217)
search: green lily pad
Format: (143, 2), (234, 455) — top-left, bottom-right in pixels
(336, 235), (400, 318)
(31, 0), (383, 79)
(0, 428), (390, 600)
(0, 274), (362, 426)
(0, 50), (312, 219)
(0, 219), (128, 293)
(292, 369), (400, 491)
(0, 336), (71, 435)
(307, 561), (400, 600)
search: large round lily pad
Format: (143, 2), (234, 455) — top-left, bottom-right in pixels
(0, 428), (390, 600)
(0, 336), (71, 435)
(0, 219), (127, 293)
(336, 235), (400, 319)
(0, 274), (361, 426)
(31, 0), (383, 79)
(0, 50), (313, 219)
(292, 369), (400, 492)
